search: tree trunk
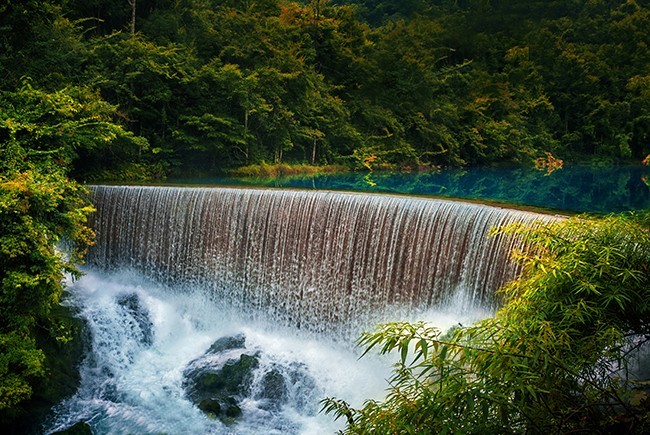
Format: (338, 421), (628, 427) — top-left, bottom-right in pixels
(128, 0), (136, 35)
(244, 110), (250, 163)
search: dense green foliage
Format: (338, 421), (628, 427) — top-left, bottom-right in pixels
(324, 212), (650, 433)
(0, 83), (139, 421)
(1, 0), (649, 178)
(1, 0), (648, 426)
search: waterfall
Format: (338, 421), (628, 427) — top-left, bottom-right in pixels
(88, 185), (551, 336)
(45, 186), (555, 434)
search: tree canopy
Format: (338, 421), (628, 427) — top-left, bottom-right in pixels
(0, 81), (143, 424)
(1, 0), (648, 178)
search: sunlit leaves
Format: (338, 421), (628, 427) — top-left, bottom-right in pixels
(0, 82), (132, 413)
(0, 82), (146, 173)
(0, 169), (95, 411)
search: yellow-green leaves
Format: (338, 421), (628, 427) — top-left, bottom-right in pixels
(0, 170), (94, 411)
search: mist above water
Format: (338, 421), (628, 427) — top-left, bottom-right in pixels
(45, 269), (488, 434)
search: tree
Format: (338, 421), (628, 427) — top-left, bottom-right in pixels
(0, 0), (88, 89)
(0, 82), (143, 416)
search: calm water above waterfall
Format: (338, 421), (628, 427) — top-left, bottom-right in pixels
(47, 186), (554, 434)
(170, 164), (650, 214)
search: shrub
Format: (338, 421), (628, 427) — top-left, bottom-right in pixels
(324, 212), (650, 434)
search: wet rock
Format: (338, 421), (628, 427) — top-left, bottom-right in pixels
(189, 353), (259, 398)
(223, 397), (242, 418)
(198, 398), (221, 415)
(254, 362), (319, 413)
(258, 367), (288, 408)
(197, 397), (241, 422)
(183, 333), (321, 422)
(206, 334), (246, 354)
(116, 293), (154, 346)
(183, 335), (259, 423)
(287, 362), (320, 414)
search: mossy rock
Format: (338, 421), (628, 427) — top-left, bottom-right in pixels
(198, 398), (221, 415)
(224, 397), (242, 418)
(197, 396), (241, 422)
(1, 300), (88, 433)
(184, 335), (260, 423)
(190, 353), (259, 398)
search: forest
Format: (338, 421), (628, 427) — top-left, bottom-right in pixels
(1, 0), (649, 433)
(2, 0), (649, 179)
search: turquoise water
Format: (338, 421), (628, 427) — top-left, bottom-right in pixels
(169, 165), (649, 214)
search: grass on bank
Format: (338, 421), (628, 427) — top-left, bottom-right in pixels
(228, 162), (349, 177)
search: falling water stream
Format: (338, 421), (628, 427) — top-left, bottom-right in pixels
(45, 186), (553, 434)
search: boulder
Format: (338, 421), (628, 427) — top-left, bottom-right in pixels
(183, 333), (321, 422)
(188, 353), (259, 399)
(206, 334), (246, 354)
(183, 335), (258, 423)
(257, 367), (288, 409)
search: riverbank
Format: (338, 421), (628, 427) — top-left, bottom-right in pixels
(227, 162), (349, 178)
